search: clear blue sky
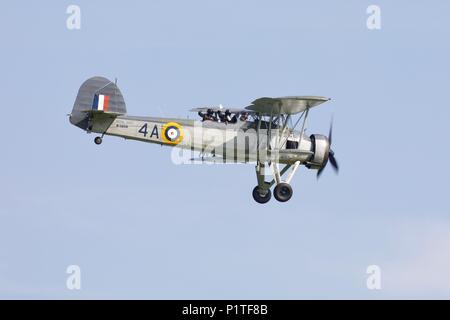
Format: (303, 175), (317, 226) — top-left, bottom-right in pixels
(1, 0), (449, 299)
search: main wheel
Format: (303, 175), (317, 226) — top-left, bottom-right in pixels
(252, 186), (271, 204)
(273, 183), (293, 202)
(94, 136), (103, 145)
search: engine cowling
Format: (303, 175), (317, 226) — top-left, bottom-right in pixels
(306, 134), (330, 170)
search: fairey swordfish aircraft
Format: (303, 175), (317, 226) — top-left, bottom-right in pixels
(69, 76), (339, 204)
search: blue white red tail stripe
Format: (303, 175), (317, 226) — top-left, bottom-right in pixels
(92, 94), (109, 111)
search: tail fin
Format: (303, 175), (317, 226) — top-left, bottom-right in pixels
(69, 76), (126, 131)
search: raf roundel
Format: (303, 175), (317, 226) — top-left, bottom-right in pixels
(162, 122), (183, 144)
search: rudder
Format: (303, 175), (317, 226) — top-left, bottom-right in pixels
(69, 76), (126, 131)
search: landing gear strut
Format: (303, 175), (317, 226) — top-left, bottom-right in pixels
(94, 136), (103, 145)
(251, 161), (300, 204)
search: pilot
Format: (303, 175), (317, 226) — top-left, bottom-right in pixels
(224, 110), (231, 123)
(217, 110), (225, 123)
(198, 110), (206, 121)
(239, 112), (249, 122)
(201, 108), (214, 121)
(211, 110), (219, 122)
(225, 109), (237, 124)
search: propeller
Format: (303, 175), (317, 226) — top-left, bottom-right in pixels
(317, 119), (339, 178)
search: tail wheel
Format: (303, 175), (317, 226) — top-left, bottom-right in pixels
(94, 136), (103, 145)
(273, 183), (293, 202)
(252, 186), (271, 204)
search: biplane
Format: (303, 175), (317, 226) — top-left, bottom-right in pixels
(69, 77), (339, 203)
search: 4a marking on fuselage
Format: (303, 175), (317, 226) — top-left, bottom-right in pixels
(138, 122), (182, 145)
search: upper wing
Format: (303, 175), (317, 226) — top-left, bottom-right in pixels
(245, 96), (330, 115)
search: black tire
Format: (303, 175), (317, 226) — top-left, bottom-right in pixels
(252, 186), (271, 204)
(273, 183), (293, 202)
(94, 137), (102, 145)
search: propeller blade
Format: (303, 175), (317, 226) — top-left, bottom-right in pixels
(317, 166), (325, 179)
(317, 117), (338, 179)
(329, 149), (339, 172)
(328, 117), (333, 145)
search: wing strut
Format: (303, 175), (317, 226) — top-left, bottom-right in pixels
(279, 107), (310, 149)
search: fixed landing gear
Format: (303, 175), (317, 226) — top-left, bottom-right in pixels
(252, 161), (299, 204)
(252, 183), (292, 203)
(252, 186), (272, 204)
(273, 183), (293, 202)
(94, 136), (103, 145)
